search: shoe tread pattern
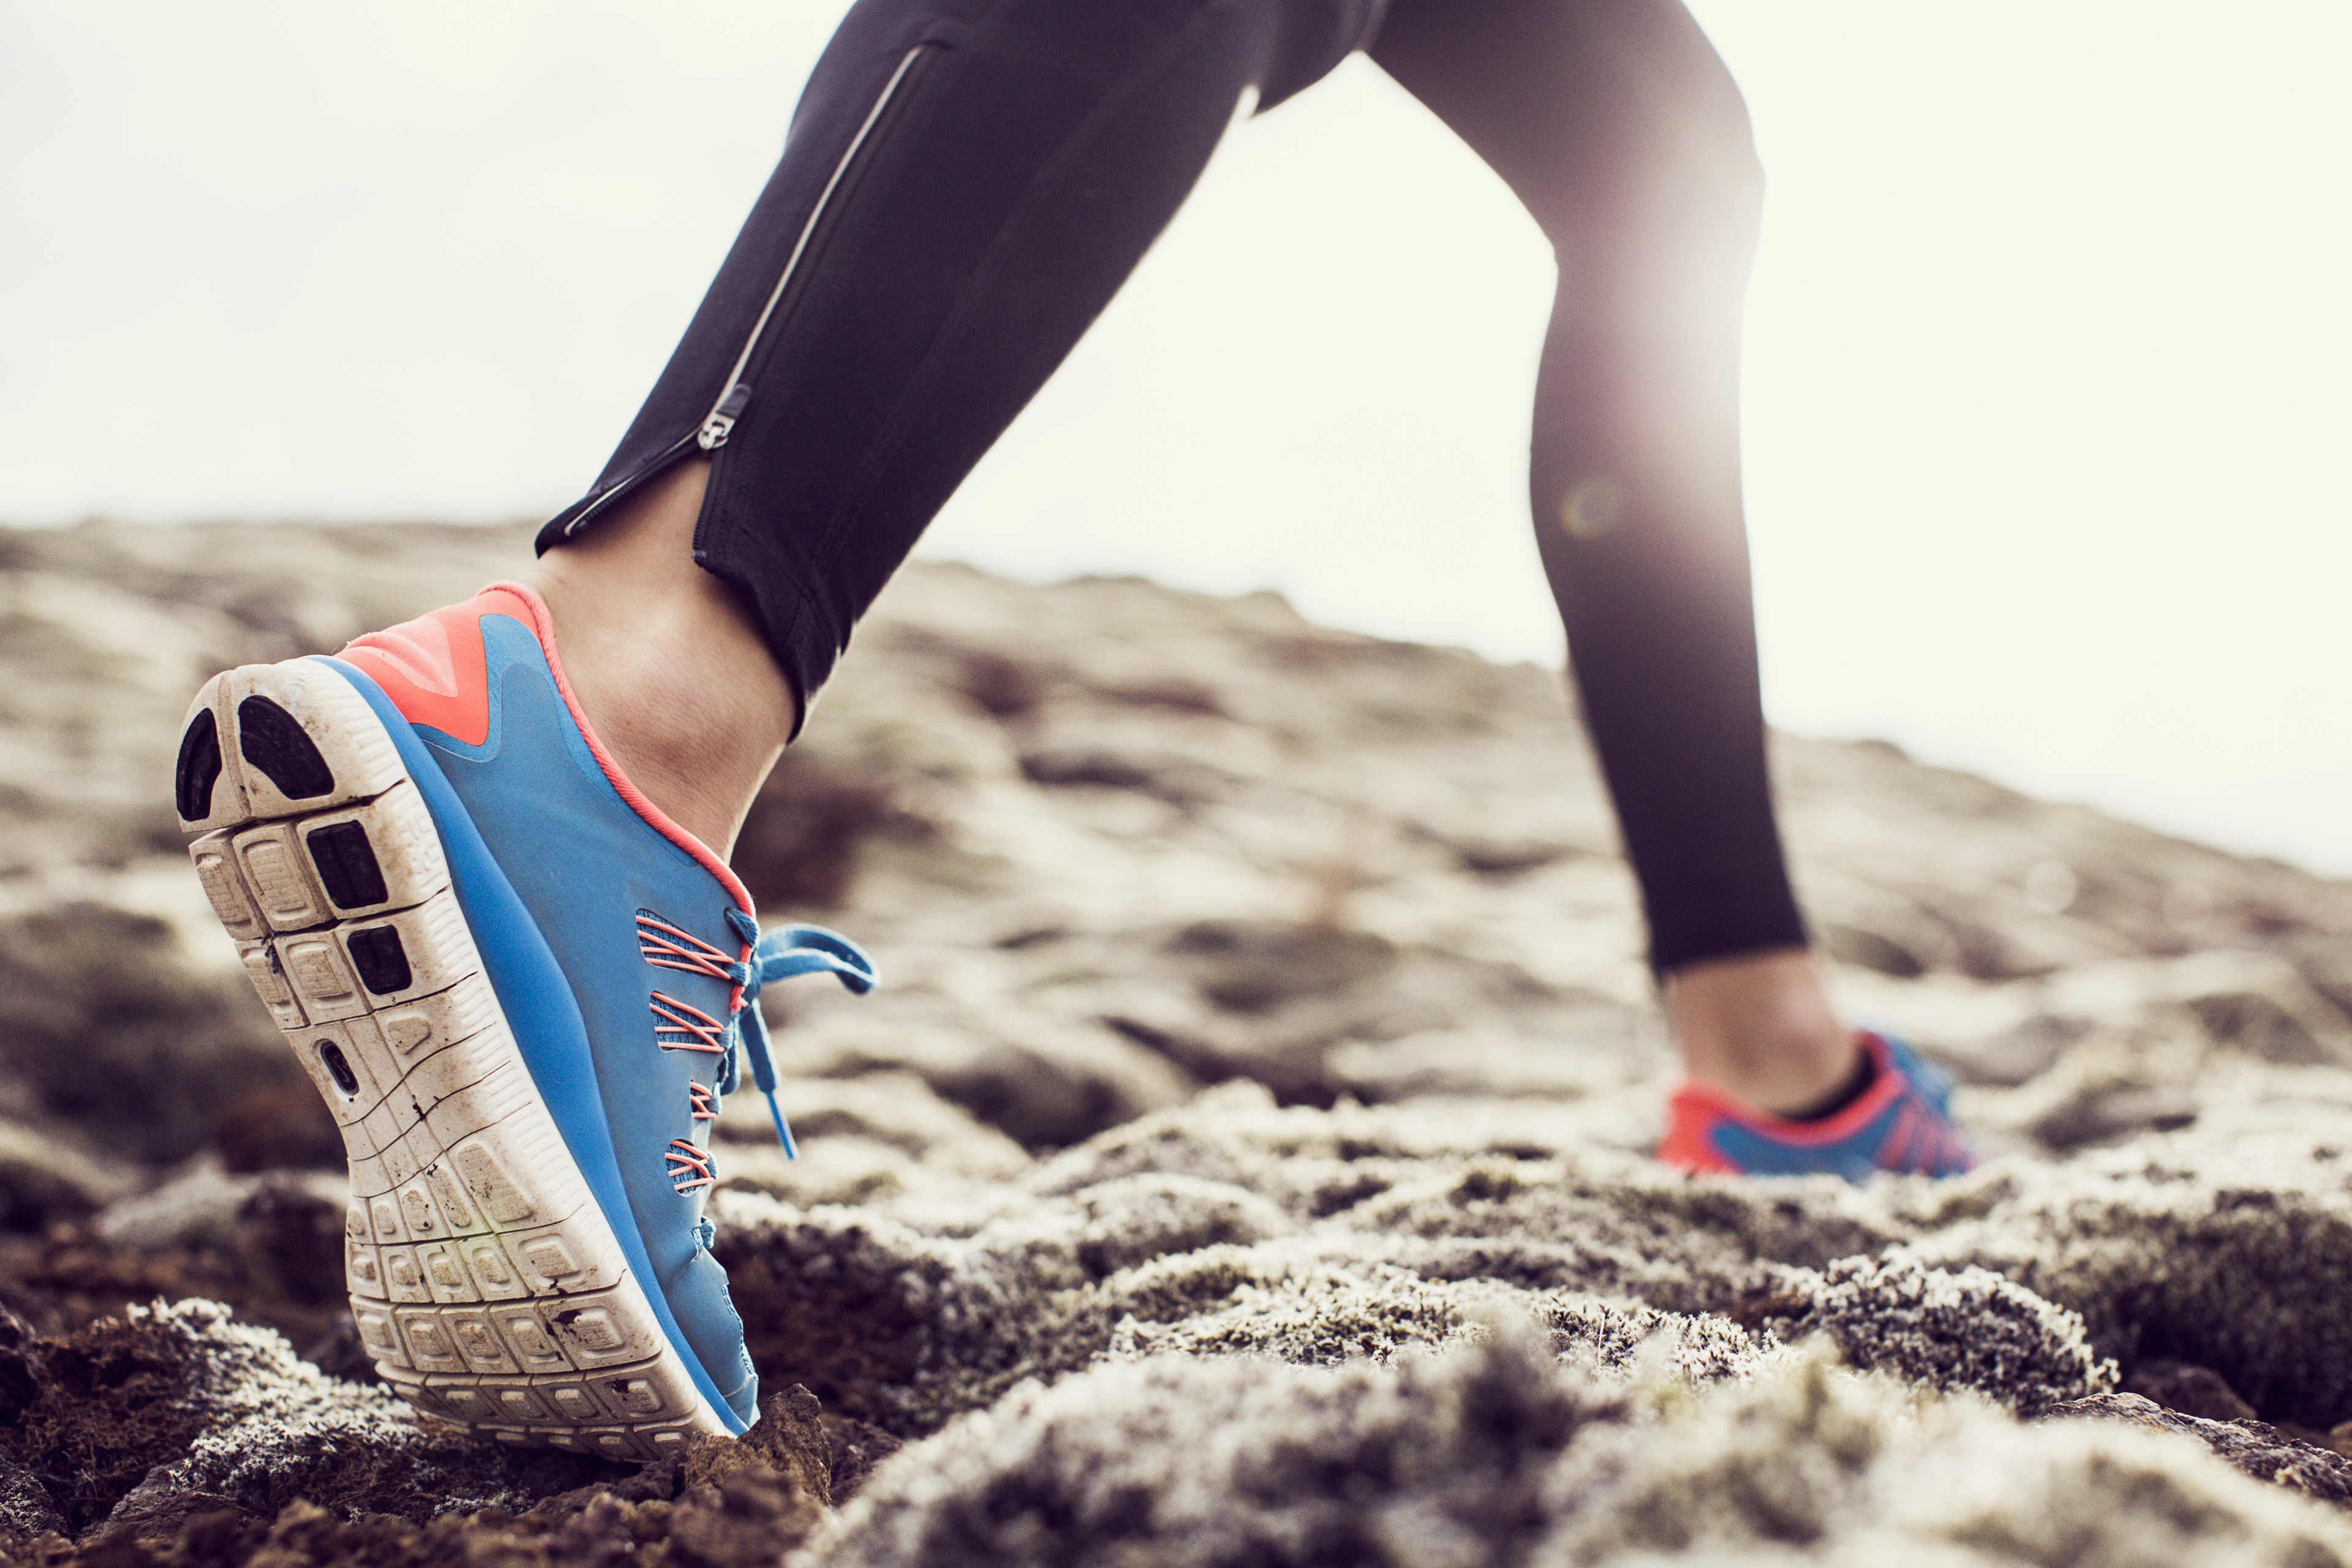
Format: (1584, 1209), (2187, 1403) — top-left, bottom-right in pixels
(181, 661), (727, 1460)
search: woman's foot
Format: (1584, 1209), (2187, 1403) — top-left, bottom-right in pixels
(1666, 947), (1856, 1115)
(175, 567), (871, 1452)
(1659, 1030), (1974, 1179)
(516, 456), (794, 859)
(1657, 947), (1973, 1178)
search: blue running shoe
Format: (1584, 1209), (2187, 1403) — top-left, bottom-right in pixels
(1657, 1030), (1974, 1180)
(175, 582), (873, 1456)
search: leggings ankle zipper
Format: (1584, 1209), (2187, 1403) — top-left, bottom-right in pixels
(561, 43), (935, 539)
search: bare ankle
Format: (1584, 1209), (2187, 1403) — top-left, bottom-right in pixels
(517, 459), (795, 857)
(1665, 946), (1858, 1115)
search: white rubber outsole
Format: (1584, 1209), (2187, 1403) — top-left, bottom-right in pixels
(178, 658), (735, 1458)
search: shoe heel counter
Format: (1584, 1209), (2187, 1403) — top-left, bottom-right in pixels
(340, 593), (502, 747)
(1657, 1096), (1740, 1174)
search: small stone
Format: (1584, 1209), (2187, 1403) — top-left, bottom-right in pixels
(2122, 1359), (2260, 1423)
(2040, 1392), (2352, 1507)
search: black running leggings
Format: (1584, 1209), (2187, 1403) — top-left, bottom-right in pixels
(535, 0), (1806, 973)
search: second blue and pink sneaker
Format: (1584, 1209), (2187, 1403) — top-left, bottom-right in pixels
(1657, 1030), (1974, 1180)
(174, 582), (873, 1456)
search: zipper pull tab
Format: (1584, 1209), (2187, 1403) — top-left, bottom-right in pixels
(698, 383), (752, 450)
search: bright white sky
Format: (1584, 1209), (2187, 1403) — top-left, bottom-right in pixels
(3, 3), (2348, 873)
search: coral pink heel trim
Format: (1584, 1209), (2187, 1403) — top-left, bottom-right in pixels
(341, 599), (496, 748)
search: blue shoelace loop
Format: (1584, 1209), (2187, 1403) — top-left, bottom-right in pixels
(718, 908), (876, 1159)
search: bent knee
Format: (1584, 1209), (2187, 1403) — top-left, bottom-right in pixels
(1520, 15), (1768, 262)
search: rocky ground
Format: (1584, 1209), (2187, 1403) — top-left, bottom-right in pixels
(6, 519), (2352, 1565)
